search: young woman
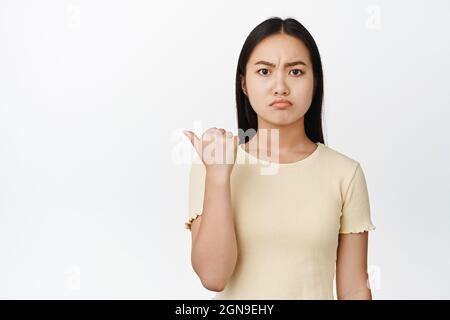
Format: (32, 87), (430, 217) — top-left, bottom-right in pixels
(183, 17), (376, 300)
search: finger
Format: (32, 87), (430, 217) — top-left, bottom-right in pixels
(183, 130), (202, 155)
(209, 127), (225, 135)
(204, 127), (219, 138)
(224, 131), (239, 141)
(234, 135), (240, 146)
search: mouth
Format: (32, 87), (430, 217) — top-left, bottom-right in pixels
(270, 102), (292, 109)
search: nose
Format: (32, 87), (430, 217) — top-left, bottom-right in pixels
(272, 72), (290, 96)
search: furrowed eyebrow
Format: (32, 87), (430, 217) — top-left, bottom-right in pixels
(253, 60), (307, 67)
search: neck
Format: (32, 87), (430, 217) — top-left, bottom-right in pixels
(254, 116), (312, 152)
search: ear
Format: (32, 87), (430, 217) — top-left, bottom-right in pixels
(240, 75), (248, 96)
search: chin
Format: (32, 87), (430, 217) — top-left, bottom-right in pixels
(262, 116), (301, 127)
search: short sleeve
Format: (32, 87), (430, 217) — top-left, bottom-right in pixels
(185, 161), (206, 230)
(339, 163), (376, 234)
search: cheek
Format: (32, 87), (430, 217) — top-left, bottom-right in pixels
(292, 78), (315, 105)
(247, 75), (268, 94)
(246, 77), (269, 108)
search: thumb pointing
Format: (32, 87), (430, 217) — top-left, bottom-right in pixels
(183, 130), (201, 156)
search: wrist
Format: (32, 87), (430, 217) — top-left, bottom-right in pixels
(206, 171), (231, 184)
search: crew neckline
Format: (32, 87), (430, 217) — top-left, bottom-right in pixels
(238, 142), (324, 166)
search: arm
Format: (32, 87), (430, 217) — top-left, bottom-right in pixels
(190, 172), (238, 292)
(336, 231), (373, 300)
(184, 128), (239, 292)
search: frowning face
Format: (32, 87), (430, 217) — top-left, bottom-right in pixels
(241, 33), (315, 127)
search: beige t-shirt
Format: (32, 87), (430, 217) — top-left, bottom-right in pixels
(186, 142), (376, 300)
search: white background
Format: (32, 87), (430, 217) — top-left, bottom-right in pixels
(1, 0), (449, 299)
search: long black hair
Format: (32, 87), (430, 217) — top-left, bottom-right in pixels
(236, 17), (325, 144)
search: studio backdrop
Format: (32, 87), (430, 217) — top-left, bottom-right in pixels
(0, 0), (449, 299)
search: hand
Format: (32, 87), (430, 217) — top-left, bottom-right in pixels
(184, 127), (239, 179)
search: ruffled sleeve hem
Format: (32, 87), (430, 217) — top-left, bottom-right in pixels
(184, 212), (202, 231)
(339, 224), (376, 234)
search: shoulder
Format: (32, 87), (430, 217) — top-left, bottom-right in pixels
(318, 143), (362, 178)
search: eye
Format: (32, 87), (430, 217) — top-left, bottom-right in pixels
(257, 68), (270, 76)
(289, 69), (304, 77)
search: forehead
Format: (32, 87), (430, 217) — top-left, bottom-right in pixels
(247, 33), (311, 66)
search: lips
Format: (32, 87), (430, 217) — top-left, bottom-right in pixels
(271, 102), (292, 108)
(270, 99), (293, 109)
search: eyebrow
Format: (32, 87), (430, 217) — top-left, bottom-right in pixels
(253, 60), (307, 67)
